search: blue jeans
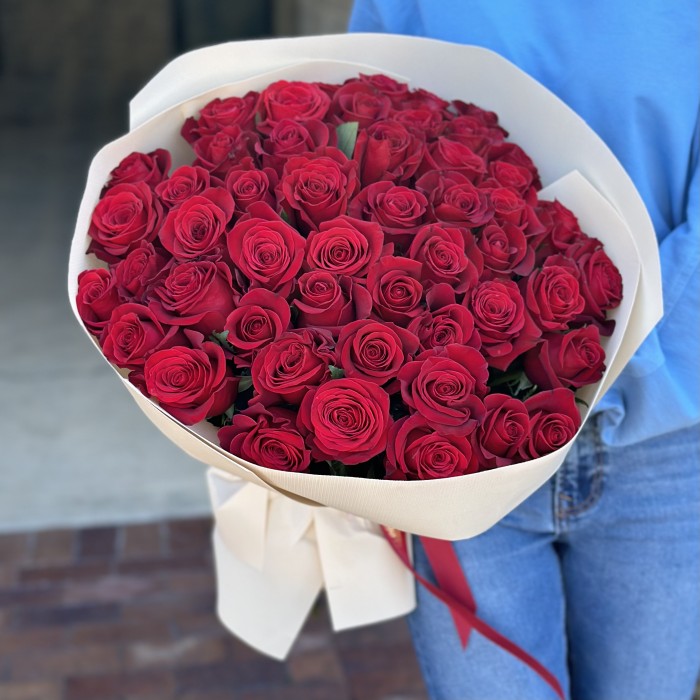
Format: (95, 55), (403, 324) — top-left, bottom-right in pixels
(409, 419), (700, 700)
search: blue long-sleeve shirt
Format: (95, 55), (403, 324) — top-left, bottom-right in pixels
(349, 0), (699, 447)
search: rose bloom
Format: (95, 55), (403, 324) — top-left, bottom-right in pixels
(76, 268), (121, 337)
(524, 264), (586, 332)
(158, 187), (234, 260)
(415, 170), (492, 228)
(336, 319), (420, 391)
(88, 182), (162, 261)
(227, 202), (305, 296)
(297, 377), (391, 465)
(223, 288), (291, 368)
(417, 137), (486, 182)
(477, 221), (534, 277)
(193, 125), (257, 178)
(181, 92), (258, 143)
(113, 242), (168, 302)
(304, 215), (385, 281)
(256, 80), (332, 132)
(567, 241), (623, 321)
(398, 344), (489, 436)
(139, 333), (237, 425)
(366, 256), (424, 324)
(519, 388), (582, 460)
(475, 394), (530, 468)
(524, 325), (606, 390)
(103, 149), (171, 191)
(218, 405), (310, 472)
(329, 80), (392, 128)
(224, 163), (278, 215)
(255, 119), (333, 175)
(251, 328), (335, 406)
(155, 165), (218, 209)
(386, 414), (479, 480)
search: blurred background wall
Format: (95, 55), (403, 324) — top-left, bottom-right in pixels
(0, 0), (353, 531)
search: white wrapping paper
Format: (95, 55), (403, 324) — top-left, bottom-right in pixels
(68, 35), (661, 658)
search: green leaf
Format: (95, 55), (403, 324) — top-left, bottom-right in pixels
(328, 365), (345, 380)
(575, 396), (590, 409)
(279, 209), (291, 224)
(210, 330), (230, 346)
(326, 460), (349, 477)
(224, 404), (236, 420)
(237, 376), (253, 393)
(336, 121), (359, 160)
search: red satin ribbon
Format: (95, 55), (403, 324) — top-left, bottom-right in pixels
(381, 527), (565, 700)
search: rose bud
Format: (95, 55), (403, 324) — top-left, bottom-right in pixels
(467, 279), (541, 371)
(181, 93), (258, 144)
(227, 202), (305, 296)
(336, 319), (420, 392)
(88, 182), (163, 262)
(293, 271), (372, 332)
(524, 264), (586, 332)
(255, 119), (333, 175)
(475, 394), (530, 468)
(223, 288), (291, 368)
(76, 268), (121, 337)
(218, 404), (310, 472)
(251, 328), (335, 406)
(408, 224), (483, 294)
(141, 333), (237, 425)
(386, 414), (479, 480)
(159, 188), (234, 260)
(524, 326), (606, 390)
(477, 221), (534, 277)
(415, 170), (492, 228)
(304, 215), (385, 281)
(279, 147), (359, 232)
(329, 80), (392, 128)
(398, 344), (489, 436)
(113, 242), (168, 302)
(417, 137), (486, 182)
(148, 259), (236, 337)
(408, 285), (481, 352)
(520, 388), (582, 460)
(193, 125), (258, 178)
(155, 166), (217, 209)
(353, 119), (425, 185)
(103, 149), (171, 191)
(366, 256), (424, 324)
(256, 80), (332, 133)
(102, 303), (185, 370)
(297, 378), (391, 465)
(349, 181), (430, 247)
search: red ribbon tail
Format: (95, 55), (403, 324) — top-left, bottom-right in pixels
(381, 527), (565, 700)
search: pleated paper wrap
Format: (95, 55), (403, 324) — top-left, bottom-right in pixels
(68, 35), (661, 658)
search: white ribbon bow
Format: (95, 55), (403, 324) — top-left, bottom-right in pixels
(206, 467), (416, 659)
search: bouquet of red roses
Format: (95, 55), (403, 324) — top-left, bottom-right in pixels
(69, 36), (660, 662)
(77, 72), (622, 482)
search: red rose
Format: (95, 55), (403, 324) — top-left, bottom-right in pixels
(536, 200), (586, 261)
(398, 344), (489, 435)
(396, 87), (449, 113)
(482, 160), (534, 196)
(467, 279), (541, 371)
(279, 147), (359, 232)
(256, 119), (333, 175)
(257, 81), (331, 132)
(524, 326), (606, 390)
(76, 268), (121, 337)
(251, 328), (335, 406)
(349, 181), (430, 246)
(487, 142), (542, 190)
(88, 182), (163, 261)
(181, 93), (258, 143)
(330, 80), (391, 128)
(415, 170), (492, 227)
(524, 264), (586, 332)
(140, 333), (237, 425)
(567, 242), (623, 321)
(520, 388), (582, 459)
(113, 242), (168, 302)
(366, 256), (424, 324)
(227, 202), (305, 296)
(359, 73), (409, 103)
(354, 119), (425, 186)
(218, 404), (310, 472)
(297, 378), (391, 465)
(155, 166), (218, 209)
(224, 162), (278, 215)
(386, 414), (478, 480)
(475, 394), (530, 468)
(223, 288), (291, 368)
(438, 113), (506, 155)
(149, 259), (236, 336)
(407, 224), (483, 294)
(304, 215), (385, 281)
(159, 188), (234, 260)
(408, 285), (480, 352)
(336, 319), (420, 391)
(477, 221), (534, 277)
(193, 125), (257, 178)
(102, 303), (183, 370)
(488, 187), (545, 242)
(391, 108), (444, 140)
(104, 149), (170, 191)
(293, 271), (372, 332)
(417, 138), (486, 181)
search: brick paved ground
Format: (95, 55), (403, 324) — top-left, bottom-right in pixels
(0, 519), (428, 700)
